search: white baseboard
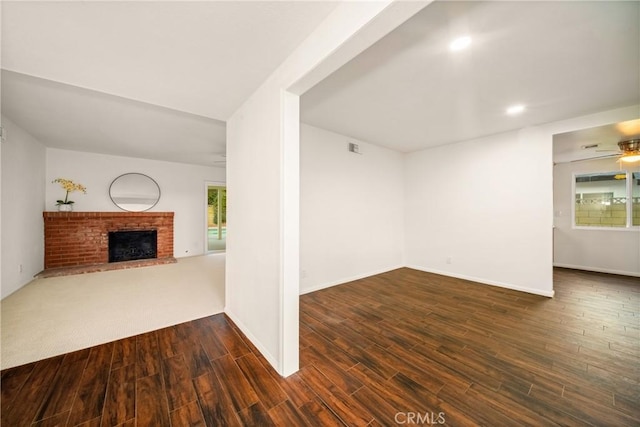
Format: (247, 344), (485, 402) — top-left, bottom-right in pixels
(553, 263), (640, 278)
(299, 265), (404, 295)
(223, 308), (281, 374)
(405, 265), (555, 298)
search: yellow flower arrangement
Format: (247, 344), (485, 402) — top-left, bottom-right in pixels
(52, 178), (87, 205)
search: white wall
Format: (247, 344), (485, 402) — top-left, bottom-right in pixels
(226, 82), (285, 372)
(405, 127), (555, 297)
(404, 106), (640, 296)
(300, 124), (404, 293)
(1, 116), (46, 299)
(46, 148), (225, 258)
(554, 156), (640, 276)
(226, 1), (427, 376)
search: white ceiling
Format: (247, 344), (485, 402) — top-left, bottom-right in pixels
(301, 1), (640, 155)
(2, 1), (338, 119)
(2, 70), (228, 166)
(1, 1), (338, 166)
(553, 118), (640, 164)
(2, 1), (639, 166)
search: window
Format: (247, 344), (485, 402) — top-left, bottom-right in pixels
(575, 171), (639, 228)
(207, 185), (227, 252)
(633, 172), (640, 226)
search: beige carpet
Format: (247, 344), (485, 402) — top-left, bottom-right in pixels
(1, 254), (225, 370)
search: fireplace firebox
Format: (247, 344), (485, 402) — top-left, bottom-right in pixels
(108, 230), (158, 263)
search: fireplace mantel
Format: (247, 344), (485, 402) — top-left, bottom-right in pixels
(43, 211), (174, 273)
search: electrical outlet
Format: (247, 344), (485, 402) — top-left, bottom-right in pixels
(19, 264), (23, 273)
(446, 257), (452, 264)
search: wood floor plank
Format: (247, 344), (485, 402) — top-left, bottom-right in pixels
(338, 317), (402, 349)
(209, 317), (251, 358)
(61, 348), (91, 366)
(298, 365), (373, 426)
(136, 373), (170, 427)
(301, 330), (361, 371)
(234, 353), (288, 410)
(550, 382), (640, 426)
(111, 337), (136, 371)
(464, 383), (556, 427)
(353, 363), (472, 426)
(613, 392), (640, 420)
(264, 370), (317, 409)
(73, 415), (102, 426)
(367, 343), (450, 393)
(193, 372), (243, 427)
(196, 321), (229, 360)
(210, 354), (259, 412)
(341, 344), (399, 381)
(0, 361), (36, 411)
(268, 400), (311, 426)
(321, 319), (378, 349)
(236, 402), (276, 426)
(32, 411), (70, 427)
(179, 342), (213, 380)
(300, 343), (364, 394)
(169, 400), (206, 427)
(173, 321), (217, 379)
(101, 364), (136, 427)
(497, 368), (613, 425)
(157, 325), (182, 359)
(1, 356), (63, 426)
(136, 331), (161, 378)
(161, 354), (198, 411)
(298, 397), (348, 427)
(67, 342), (114, 426)
(351, 384), (407, 426)
(436, 375), (530, 426)
(34, 358), (87, 422)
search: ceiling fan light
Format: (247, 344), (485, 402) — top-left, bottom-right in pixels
(619, 153), (640, 163)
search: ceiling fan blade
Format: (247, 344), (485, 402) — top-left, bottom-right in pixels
(568, 153), (620, 163)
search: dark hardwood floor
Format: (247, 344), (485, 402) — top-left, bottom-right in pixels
(2, 268), (639, 426)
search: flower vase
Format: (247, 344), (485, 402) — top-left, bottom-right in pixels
(58, 204), (73, 212)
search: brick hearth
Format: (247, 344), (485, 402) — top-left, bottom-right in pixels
(43, 212), (174, 271)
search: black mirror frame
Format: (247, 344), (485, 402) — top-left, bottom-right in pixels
(109, 173), (161, 212)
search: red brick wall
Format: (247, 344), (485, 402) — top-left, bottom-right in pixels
(43, 212), (174, 269)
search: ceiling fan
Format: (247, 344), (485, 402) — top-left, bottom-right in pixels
(592, 138), (640, 163)
(616, 139), (640, 163)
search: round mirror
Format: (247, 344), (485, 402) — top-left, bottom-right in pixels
(109, 173), (161, 212)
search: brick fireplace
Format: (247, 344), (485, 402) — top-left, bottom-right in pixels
(43, 212), (174, 273)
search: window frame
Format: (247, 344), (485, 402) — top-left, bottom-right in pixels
(572, 170), (640, 231)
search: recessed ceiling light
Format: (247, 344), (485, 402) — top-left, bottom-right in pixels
(506, 104), (526, 115)
(449, 36), (472, 52)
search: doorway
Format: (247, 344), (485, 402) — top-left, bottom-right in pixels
(207, 184), (226, 252)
